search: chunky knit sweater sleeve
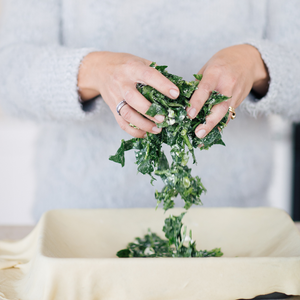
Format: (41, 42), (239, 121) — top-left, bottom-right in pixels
(242, 0), (300, 121)
(0, 0), (99, 122)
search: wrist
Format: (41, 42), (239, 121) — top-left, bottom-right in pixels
(78, 52), (102, 101)
(246, 44), (270, 97)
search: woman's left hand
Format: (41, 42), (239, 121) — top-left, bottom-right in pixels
(187, 44), (270, 139)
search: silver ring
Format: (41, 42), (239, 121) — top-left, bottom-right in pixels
(116, 100), (127, 116)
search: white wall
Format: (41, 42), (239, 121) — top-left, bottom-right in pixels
(0, 110), (293, 225)
(267, 115), (293, 213)
(0, 111), (38, 225)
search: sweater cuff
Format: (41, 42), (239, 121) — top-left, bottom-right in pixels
(32, 47), (102, 122)
(240, 40), (300, 120)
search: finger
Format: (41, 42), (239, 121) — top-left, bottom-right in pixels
(135, 64), (180, 99)
(195, 100), (230, 139)
(112, 108), (147, 139)
(105, 92), (147, 138)
(118, 103), (162, 135)
(187, 71), (220, 119)
(123, 87), (165, 123)
(119, 118), (147, 138)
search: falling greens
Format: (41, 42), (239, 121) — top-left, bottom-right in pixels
(110, 63), (230, 258)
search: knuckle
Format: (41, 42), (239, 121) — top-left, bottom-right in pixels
(128, 125), (145, 138)
(209, 64), (223, 75)
(140, 121), (153, 133)
(200, 82), (213, 94)
(141, 69), (154, 82)
(125, 60), (139, 75)
(234, 86), (243, 96)
(121, 107), (131, 120)
(115, 60), (138, 79)
(229, 75), (237, 86)
(112, 69), (121, 82)
(124, 90), (134, 102)
(205, 118), (215, 130)
(218, 100), (230, 111)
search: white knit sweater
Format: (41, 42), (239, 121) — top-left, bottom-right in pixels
(0, 0), (299, 221)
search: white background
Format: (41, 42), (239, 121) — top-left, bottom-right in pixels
(0, 110), (38, 225)
(0, 110), (293, 225)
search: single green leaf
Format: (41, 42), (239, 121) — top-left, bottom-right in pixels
(109, 139), (126, 167)
(146, 103), (167, 117)
(116, 249), (131, 258)
(193, 74), (203, 81)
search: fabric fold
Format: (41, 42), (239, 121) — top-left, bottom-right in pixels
(0, 259), (20, 270)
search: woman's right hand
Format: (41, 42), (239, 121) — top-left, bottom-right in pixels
(78, 52), (180, 138)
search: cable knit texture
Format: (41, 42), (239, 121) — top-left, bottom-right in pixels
(0, 0), (299, 221)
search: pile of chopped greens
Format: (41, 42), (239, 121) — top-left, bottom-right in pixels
(110, 63), (229, 258)
(117, 213), (223, 258)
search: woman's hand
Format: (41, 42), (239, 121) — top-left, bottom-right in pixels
(187, 44), (270, 139)
(78, 52), (179, 138)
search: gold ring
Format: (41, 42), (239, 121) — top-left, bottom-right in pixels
(228, 106), (236, 120)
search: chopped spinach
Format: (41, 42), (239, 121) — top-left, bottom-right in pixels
(117, 213), (223, 258)
(110, 63), (229, 258)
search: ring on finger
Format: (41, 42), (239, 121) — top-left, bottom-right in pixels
(228, 106), (236, 120)
(116, 100), (128, 116)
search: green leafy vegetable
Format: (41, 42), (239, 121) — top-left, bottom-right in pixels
(110, 63), (229, 258)
(109, 63), (229, 210)
(117, 213), (223, 258)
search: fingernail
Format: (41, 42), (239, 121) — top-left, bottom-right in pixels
(144, 134), (147, 138)
(187, 107), (197, 119)
(152, 126), (162, 133)
(169, 88), (179, 99)
(196, 129), (206, 139)
(154, 115), (165, 123)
